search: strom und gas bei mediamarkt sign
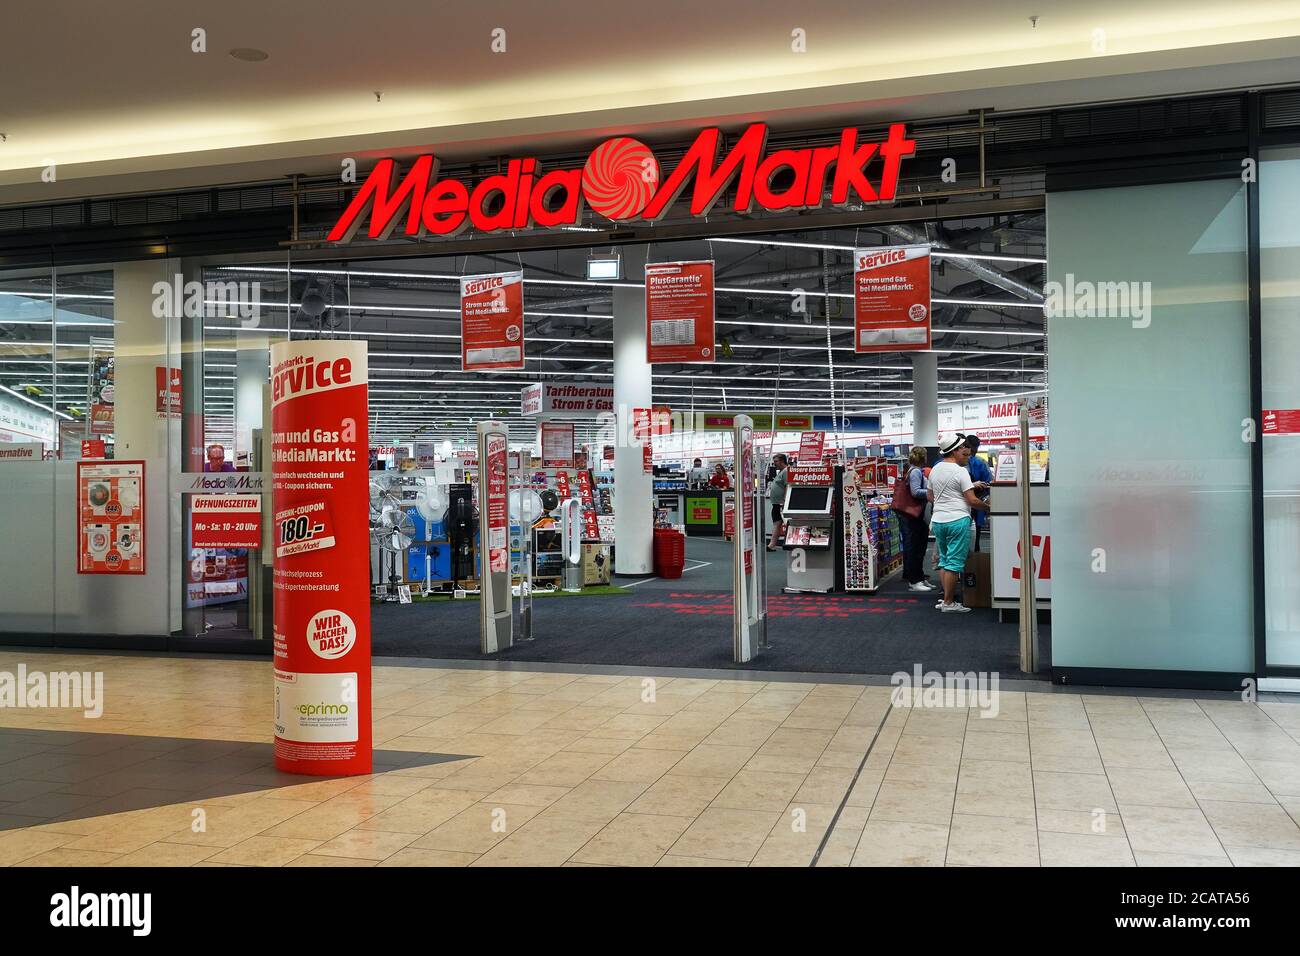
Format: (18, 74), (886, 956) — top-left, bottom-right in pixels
(328, 122), (916, 241)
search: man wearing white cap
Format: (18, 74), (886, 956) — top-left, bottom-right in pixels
(928, 433), (990, 613)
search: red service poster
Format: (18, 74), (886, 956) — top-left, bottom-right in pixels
(81, 439), (105, 460)
(541, 421), (575, 467)
(484, 432), (509, 574)
(77, 460), (145, 574)
(798, 431), (825, 462)
(645, 260), (715, 363)
(461, 271), (525, 371)
(270, 339), (371, 776)
(853, 244), (931, 353)
(1263, 409), (1300, 435)
(155, 366), (182, 419)
(192, 494), (262, 549)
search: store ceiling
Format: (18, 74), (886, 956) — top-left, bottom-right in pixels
(3, 1), (1300, 202)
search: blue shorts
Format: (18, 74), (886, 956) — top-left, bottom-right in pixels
(932, 517), (972, 572)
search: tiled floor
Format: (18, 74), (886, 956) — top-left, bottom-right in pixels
(2, 649), (1299, 866)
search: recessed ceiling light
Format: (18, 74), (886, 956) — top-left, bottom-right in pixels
(229, 48), (269, 62)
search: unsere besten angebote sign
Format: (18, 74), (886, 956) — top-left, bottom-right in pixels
(645, 260), (715, 363)
(853, 245), (931, 353)
(270, 339), (371, 776)
(461, 271), (525, 371)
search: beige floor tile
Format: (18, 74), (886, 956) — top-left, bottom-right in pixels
(656, 854), (748, 867)
(955, 760), (1035, 819)
(209, 836), (322, 866)
(1038, 830), (1136, 866)
(1095, 736), (1176, 771)
(960, 731), (1031, 763)
(791, 766), (856, 805)
(0, 828), (77, 865)
(538, 779), (650, 823)
(870, 778), (955, 826)
(851, 820), (949, 866)
(1186, 779), (1277, 804)
(1105, 767), (1197, 809)
(482, 783), (571, 808)
(19, 847), (122, 866)
(561, 736), (635, 756)
(378, 847), (480, 867)
(626, 774), (730, 818)
(106, 841), (219, 866)
(946, 813), (1039, 866)
(354, 788), (481, 834)
(670, 744), (757, 778)
(1224, 845), (1300, 866)
(1197, 799), (1300, 849)
(712, 770), (806, 812)
(1131, 848), (1230, 866)
(589, 748), (685, 784)
(570, 812), (693, 866)
(669, 807), (782, 863)
(1031, 753), (1106, 775)
(285, 854), (377, 866)
(1120, 804), (1226, 857)
(1033, 771), (1117, 813)
(413, 802), (544, 854)
(1036, 808), (1126, 838)
(310, 828), (420, 861)
(512, 751), (614, 787)
(471, 814), (606, 867)
(844, 771), (883, 810)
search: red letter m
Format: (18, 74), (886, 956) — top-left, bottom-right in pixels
(328, 156), (435, 242)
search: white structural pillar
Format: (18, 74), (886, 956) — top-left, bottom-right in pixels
(112, 259), (181, 462)
(612, 245), (654, 575)
(911, 351), (939, 446)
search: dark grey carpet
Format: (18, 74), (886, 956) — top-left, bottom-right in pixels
(371, 536), (1050, 677)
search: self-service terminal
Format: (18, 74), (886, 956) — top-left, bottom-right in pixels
(782, 464), (843, 593)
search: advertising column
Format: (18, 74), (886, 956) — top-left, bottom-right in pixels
(732, 415), (763, 662)
(853, 245), (931, 353)
(269, 340), (371, 777)
(478, 421), (513, 652)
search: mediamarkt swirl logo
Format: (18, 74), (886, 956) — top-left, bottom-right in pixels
(328, 122), (915, 242)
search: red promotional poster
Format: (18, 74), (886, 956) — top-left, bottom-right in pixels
(81, 439), (105, 460)
(485, 432), (509, 574)
(90, 404), (114, 435)
(1263, 409), (1300, 435)
(798, 431), (825, 463)
(786, 463), (835, 486)
(541, 420), (575, 467)
(270, 339), (371, 776)
(555, 470), (571, 499)
(461, 270), (525, 371)
(853, 244), (931, 353)
(741, 428), (755, 576)
(576, 470), (600, 539)
(77, 460), (145, 574)
(191, 494), (262, 549)
(155, 366), (182, 419)
(645, 260), (715, 363)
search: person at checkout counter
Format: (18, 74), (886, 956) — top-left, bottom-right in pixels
(708, 463), (731, 490)
(766, 453), (789, 551)
(688, 457), (709, 489)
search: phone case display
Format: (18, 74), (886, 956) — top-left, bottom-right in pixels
(77, 460), (145, 574)
(868, 497), (904, 577)
(841, 469), (874, 591)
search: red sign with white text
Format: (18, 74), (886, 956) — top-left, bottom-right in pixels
(270, 339), (371, 777)
(645, 261), (715, 363)
(328, 124), (916, 241)
(191, 494), (262, 549)
(854, 244), (931, 353)
(798, 431), (825, 463)
(786, 463), (835, 486)
(1263, 409), (1300, 435)
(461, 271), (525, 371)
(575, 470), (600, 539)
(155, 366), (182, 419)
(81, 439), (105, 460)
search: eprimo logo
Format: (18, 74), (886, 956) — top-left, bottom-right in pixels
(329, 122), (916, 241)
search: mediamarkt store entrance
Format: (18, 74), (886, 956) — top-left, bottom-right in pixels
(4, 89), (1298, 691)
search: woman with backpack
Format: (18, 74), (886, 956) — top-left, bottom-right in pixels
(892, 446), (934, 592)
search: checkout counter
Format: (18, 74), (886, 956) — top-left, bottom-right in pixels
(989, 479), (1051, 618)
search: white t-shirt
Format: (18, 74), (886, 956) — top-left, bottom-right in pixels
(929, 460), (974, 524)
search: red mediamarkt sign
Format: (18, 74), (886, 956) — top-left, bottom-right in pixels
(328, 122), (916, 241)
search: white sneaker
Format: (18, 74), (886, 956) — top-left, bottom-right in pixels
(908, 581), (934, 592)
(940, 603), (972, 613)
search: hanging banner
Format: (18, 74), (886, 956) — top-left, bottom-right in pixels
(645, 260), (715, 363)
(77, 460), (145, 574)
(191, 494), (262, 549)
(853, 245), (931, 353)
(541, 421), (575, 467)
(155, 366), (182, 419)
(270, 339), (371, 777)
(461, 271), (525, 371)
(696, 412), (815, 432)
(798, 431), (826, 462)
